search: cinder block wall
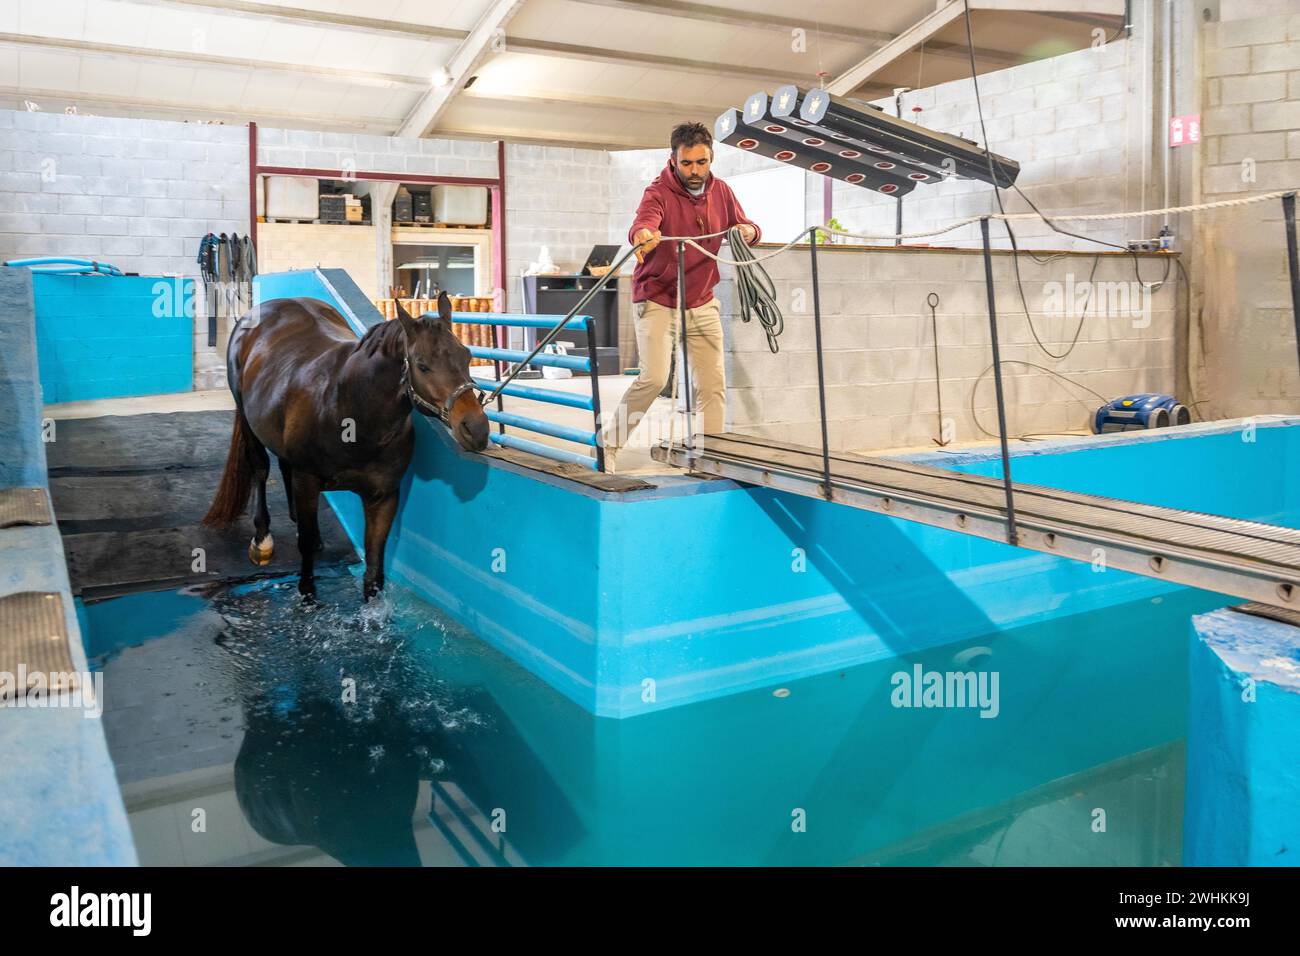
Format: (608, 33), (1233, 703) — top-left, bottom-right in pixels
(503, 144), (611, 316)
(833, 39), (1143, 250)
(256, 128), (498, 181)
(719, 247), (1178, 452)
(256, 222), (379, 300)
(0, 110), (248, 391)
(1195, 10), (1300, 419)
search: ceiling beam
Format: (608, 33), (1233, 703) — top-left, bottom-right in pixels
(111, 0), (468, 42)
(460, 86), (723, 118)
(562, 0), (893, 45)
(397, 0), (526, 137)
(0, 85), (399, 132)
(1011, 8), (1127, 31)
(506, 37), (818, 84)
(854, 82), (900, 100)
(828, 1), (969, 95)
(437, 125), (655, 151)
(828, 0), (1051, 96)
(0, 32), (428, 88)
(972, 0), (1124, 16)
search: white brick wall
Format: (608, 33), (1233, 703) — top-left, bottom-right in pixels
(1196, 11), (1300, 418)
(720, 247), (1178, 452)
(256, 128), (498, 182)
(503, 143), (610, 315)
(832, 39), (1142, 251)
(257, 222), (380, 300)
(0, 110), (249, 389)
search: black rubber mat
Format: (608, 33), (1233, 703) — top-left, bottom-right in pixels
(45, 410), (238, 475)
(49, 411), (355, 597)
(0, 487), (51, 528)
(0, 591), (77, 700)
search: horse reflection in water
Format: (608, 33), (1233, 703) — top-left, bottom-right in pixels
(234, 690), (427, 866)
(215, 573), (583, 867)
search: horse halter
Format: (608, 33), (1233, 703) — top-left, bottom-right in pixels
(401, 354), (477, 424)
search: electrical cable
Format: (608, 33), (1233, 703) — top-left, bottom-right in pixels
(962, 0), (1125, 363)
(959, 0), (1180, 430)
(969, 360), (1114, 441)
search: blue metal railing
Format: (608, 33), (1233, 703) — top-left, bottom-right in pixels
(426, 309), (605, 471)
(471, 379), (594, 411)
(471, 346), (591, 371)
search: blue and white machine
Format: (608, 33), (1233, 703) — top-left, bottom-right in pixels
(1092, 393), (1191, 434)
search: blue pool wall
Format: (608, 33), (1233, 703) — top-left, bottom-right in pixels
(32, 272), (194, 403)
(1185, 608), (1300, 866)
(905, 418), (1300, 526)
(253, 269), (1275, 720)
(0, 267), (137, 865)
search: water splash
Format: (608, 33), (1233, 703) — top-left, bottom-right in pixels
(206, 563), (487, 739)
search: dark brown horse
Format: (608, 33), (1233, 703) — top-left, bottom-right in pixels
(202, 292), (489, 600)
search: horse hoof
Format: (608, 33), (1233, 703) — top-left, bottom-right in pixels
(248, 534), (274, 566)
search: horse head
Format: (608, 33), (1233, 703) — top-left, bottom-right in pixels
(393, 293), (490, 452)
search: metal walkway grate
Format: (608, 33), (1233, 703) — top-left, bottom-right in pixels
(0, 591), (77, 701)
(1230, 602), (1300, 628)
(656, 432), (1300, 611)
(0, 487), (51, 528)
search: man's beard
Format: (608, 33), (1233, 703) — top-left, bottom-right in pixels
(677, 168), (705, 189)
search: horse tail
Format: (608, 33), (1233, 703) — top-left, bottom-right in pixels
(202, 410), (254, 529)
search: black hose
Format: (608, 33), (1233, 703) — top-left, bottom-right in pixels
(728, 226), (784, 353)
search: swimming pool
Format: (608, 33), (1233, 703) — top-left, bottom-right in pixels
(85, 562), (1220, 866)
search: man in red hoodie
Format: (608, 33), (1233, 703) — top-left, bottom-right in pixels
(601, 122), (761, 467)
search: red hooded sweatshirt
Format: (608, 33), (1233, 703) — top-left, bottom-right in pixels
(628, 161), (761, 310)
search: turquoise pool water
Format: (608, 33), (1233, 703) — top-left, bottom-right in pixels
(85, 561), (1226, 866)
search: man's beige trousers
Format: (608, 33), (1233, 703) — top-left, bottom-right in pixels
(601, 296), (725, 452)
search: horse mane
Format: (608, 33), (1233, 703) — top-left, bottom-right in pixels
(356, 317), (407, 360)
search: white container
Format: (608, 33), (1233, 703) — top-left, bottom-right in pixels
(264, 176), (319, 220)
(432, 185), (488, 226)
(541, 342), (573, 380)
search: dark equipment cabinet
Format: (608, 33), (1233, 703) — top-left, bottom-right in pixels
(522, 274), (621, 375)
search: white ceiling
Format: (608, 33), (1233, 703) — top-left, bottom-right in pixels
(0, 0), (1124, 148)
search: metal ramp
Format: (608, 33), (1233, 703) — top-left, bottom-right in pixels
(654, 432), (1300, 612)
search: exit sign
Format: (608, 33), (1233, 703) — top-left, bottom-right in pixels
(1169, 114), (1201, 147)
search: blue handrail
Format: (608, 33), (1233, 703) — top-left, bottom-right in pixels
(485, 410), (597, 446)
(439, 303), (607, 471)
(470, 346), (591, 372)
(441, 311), (592, 329)
(489, 432), (599, 470)
(471, 379), (594, 411)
